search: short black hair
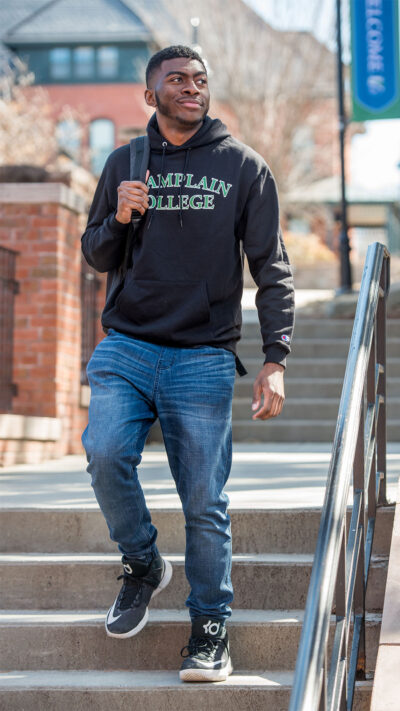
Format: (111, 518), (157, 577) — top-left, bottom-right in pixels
(146, 45), (207, 87)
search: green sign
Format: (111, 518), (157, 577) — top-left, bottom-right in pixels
(350, 0), (400, 120)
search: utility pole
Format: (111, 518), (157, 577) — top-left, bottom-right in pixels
(336, 0), (353, 292)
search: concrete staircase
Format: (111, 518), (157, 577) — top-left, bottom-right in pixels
(233, 316), (400, 442)
(0, 503), (393, 709)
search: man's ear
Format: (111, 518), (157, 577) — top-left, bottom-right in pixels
(145, 89), (156, 108)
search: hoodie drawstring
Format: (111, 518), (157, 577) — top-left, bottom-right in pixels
(147, 140), (167, 230)
(179, 148), (191, 229)
(148, 143), (191, 230)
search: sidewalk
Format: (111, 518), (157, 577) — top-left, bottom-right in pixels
(1, 443), (399, 510)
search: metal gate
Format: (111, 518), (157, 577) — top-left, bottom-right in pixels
(0, 246), (19, 412)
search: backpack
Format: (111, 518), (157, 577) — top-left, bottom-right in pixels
(104, 135), (150, 306)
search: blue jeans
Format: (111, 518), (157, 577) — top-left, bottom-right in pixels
(81, 329), (236, 621)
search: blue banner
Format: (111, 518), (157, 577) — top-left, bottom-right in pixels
(351, 0), (400, 120)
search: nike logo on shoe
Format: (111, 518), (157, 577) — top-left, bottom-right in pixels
(107, 601), (122, 625)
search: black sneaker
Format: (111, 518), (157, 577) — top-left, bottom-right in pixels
(179, 616), (233, 682)
(105, 553), (172, 638)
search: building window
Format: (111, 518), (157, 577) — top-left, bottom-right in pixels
(56, 119), (81, 162)
(49, 47), (71, 79)
(98, 46), (118, 78)
(73, 46), (95, 79)
(89, 119), (115, 175)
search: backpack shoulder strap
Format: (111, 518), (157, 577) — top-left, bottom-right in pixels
(130, 134), (150, 183)
(121, 135), (150, 275)
(129, 134), (150, 227)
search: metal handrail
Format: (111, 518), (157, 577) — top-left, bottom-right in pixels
(289, 242), (390, 711)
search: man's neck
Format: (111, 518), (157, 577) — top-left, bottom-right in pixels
(156, 114), (204, 146)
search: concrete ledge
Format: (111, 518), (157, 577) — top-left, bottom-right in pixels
(371, 478), (400, 710)
(0, 414), (62, 441)
(0, 183), (87, 214)
(80, 385), (90, 408)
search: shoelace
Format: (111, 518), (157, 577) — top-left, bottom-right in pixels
(116, 573), (145, 610)
(180, 635), (226, 660)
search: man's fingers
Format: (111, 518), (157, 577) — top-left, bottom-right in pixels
(118, 187), (149, 200)
(252, 380), (262, 411)
(252, 389), (284, 420)
(122, 198), (149, 212)
(252, 393), (274, 420)
(117, 196), (149, 217)
(119, 180), (149, 193)
(251, 365), (285, 420)
(269, 393), (282, 419)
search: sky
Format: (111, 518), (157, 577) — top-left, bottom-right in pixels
(245, 0), (400, 196)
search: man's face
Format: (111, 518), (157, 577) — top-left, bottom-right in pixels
(146, 57), (210, 128)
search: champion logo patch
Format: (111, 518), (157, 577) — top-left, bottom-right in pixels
(281, 335), (290, 343)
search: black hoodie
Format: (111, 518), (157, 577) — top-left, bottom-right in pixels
(81, 114), (294, 367)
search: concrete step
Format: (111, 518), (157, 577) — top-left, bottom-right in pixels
(240, 317), (400, 340)
(150, 415), (399, 441)
(0, 609), (381, 673)
(0, 507), (393, 556)
(150, 415), (399, 443)
(234, 377), (345, 398)
(0, 669), (373, 711)
(231, 420), (334, 442)
(238, 338), (400, 360)
(231, 419), (400, 443)
(234, 376), (400, 398)
(232, 397), (400, 421)
(243, 357), (345, 379)
(240, 358), (400, 379)
(0, 553), (387, 611)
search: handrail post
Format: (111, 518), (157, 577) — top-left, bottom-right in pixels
(376, 256), (388, 505)
(354, 400), (365, 681)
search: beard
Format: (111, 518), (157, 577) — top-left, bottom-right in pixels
(155, 90), (209, 127)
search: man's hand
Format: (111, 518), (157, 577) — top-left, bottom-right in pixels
(115, 174), (150, 223)
(251, 362), (285, 420)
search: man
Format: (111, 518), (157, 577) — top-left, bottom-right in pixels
(81, 45), (294, 683)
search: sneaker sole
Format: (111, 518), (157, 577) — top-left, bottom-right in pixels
(105, 557), (173, 639)
(179, 659), (233, 683)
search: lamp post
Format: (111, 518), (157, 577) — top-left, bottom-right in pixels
(336, 0), (353, 293)
(190, 16), (200, 50)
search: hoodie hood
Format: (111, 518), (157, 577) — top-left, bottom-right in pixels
(147, 113), (231, 153)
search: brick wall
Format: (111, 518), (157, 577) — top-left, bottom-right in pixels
(0, 183), (106, 465)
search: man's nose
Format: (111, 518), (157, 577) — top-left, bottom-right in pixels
(182, 80), (199, 94)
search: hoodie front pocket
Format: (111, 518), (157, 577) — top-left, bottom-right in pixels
(115, 278), (211, 342)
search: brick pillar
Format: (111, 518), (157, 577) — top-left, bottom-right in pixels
(0, 183), (89, 461)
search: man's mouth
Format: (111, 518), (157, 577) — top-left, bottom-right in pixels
(177, 100), (203, 108)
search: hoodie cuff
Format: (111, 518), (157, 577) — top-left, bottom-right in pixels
(109, 211), (130, 235)
(263, 345), (288, 369)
